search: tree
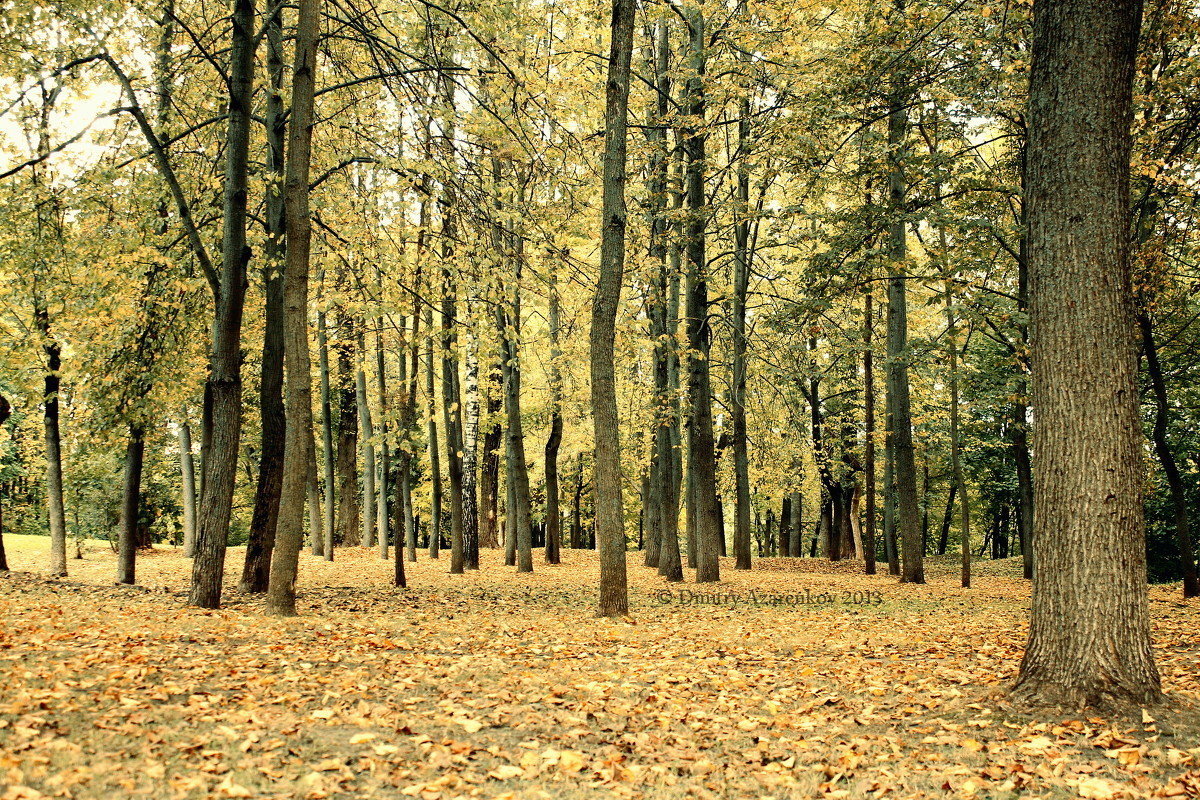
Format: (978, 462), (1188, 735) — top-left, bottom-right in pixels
(1010, 0), (1161, 709)
(591, 0), (635, 618)
(265, 0), (321, 618)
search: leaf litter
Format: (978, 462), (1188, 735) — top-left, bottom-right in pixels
(1, 539), (1199, 800)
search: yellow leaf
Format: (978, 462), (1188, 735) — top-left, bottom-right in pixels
(488, 765), (523, 780)
(456, 718), (483, 734)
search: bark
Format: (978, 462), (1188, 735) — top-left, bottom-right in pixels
(863, 292), (878, 574)
(499, 276), (533, 573)
(375, 304), (390, 560)
(189, 0), (256, 608)
(779, 497), (791, 558)
(335, 313), (361, 547)
(425, 306), (443, 557)
(945, 271), (971, 588)
(439, 67), (465, 575)
(1011, 0), (1161, 708)
(1014, 146), (1035, 581)
(462, 299), (480, 570)
(117, 425), (145, 585)
(885, 56), (923, 584)
(356, 332), (377, 550)
(882, 408), (899, 575)
(571, 452), (584, 549)
(544, 273), (563, 565)
(480, 376), (502, 550)
(307, 439), (323, 556)
(730, 51), (753, 572)
(317, 270), (335, 561)
(592, 0), (635, 615)
(241, 1), (287, 594)
(264, 0), (319, 616)
(178, 417), (197, 558)
(681, 6), (720, 584)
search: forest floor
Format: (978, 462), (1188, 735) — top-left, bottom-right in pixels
(1, 535), (1199, 800)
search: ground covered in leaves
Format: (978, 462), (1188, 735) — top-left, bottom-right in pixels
(2, 535), (1199, 800)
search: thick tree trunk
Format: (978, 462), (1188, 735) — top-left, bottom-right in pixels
(264, 0), (319, 616)
(592, 0), (635, 615)
(1011, 0), (1161, 708)
(189, 0), (256, 608)
(117, 425), (145, 585)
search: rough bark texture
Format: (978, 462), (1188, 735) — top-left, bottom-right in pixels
(591, 0), (635, 616)
(1011, 0), (1161, 709)
(264, 0), (319, 616)
(189, 0), (255, 608)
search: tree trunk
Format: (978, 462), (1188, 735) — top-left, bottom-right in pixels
(335, 313), (361, 547)
(681, 6), (720, 584)
(179, 417), (197, 558)
(189, 0), (256, 608)
(544, 273), (563, 565)
(307, 438), (323, 556)
(500, 279), (533, 573)
(317, 269), (335, 561)
(1011, 0), (1161, 708)
(944, 269), (971, 587)
(592, 0), (635, 615)
(480, 379), (502, 550)
(117, 425), (145, 584)
(241, 2), (287, 593)
(425, 306), (443, 557)
(264, 0), (319, 616)
(571, 452), (584, 550)
(863, 292), (877, 573)
(462, 298), (480, 570)
(375, 312), (390, 561)
(356, 332), (377, 550)
(885, 54), (923, 583)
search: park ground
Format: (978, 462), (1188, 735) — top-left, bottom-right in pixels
(1, 534), (1199, 800)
